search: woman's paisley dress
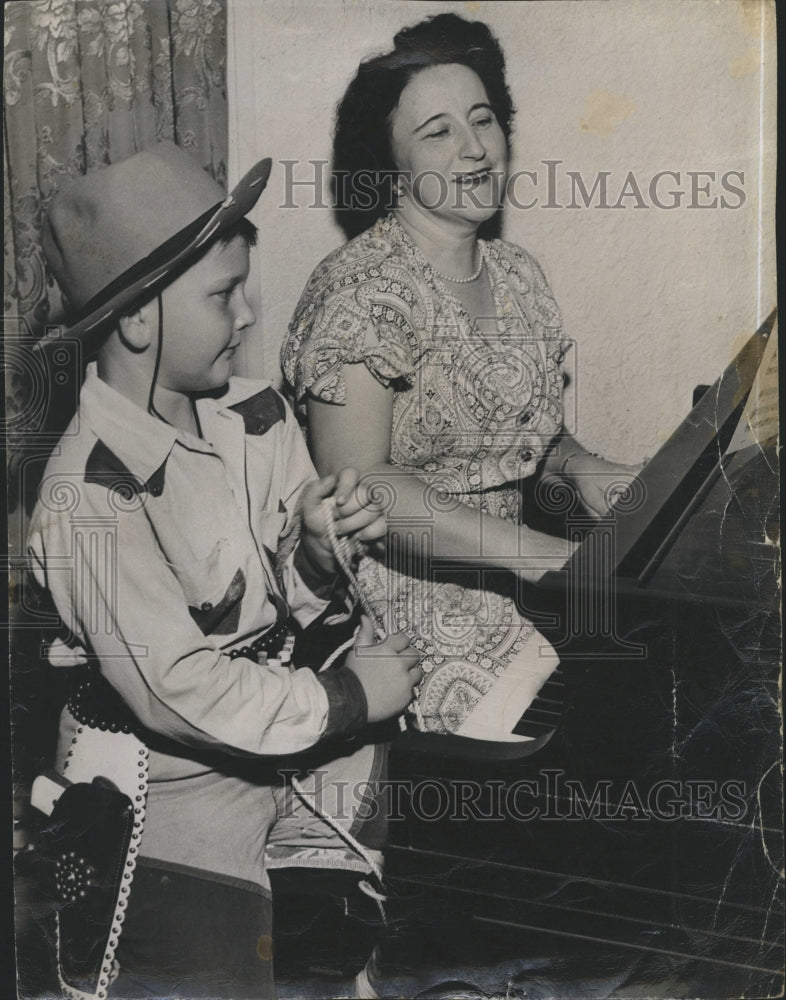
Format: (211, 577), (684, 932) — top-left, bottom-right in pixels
(283, 215), (568, 735)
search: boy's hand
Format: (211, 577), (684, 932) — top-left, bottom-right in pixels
(332, 467), (387, 543)
(300, 468), (386, 577)
(345, 616), (423, 724)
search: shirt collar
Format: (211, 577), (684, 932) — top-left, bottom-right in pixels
(79, 364), (179, 483)
(79, 365), (269, 483)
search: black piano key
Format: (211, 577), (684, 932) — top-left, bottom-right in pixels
(512, 718), (558, 738)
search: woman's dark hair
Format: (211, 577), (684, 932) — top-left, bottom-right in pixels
(332, 13), (515, 238)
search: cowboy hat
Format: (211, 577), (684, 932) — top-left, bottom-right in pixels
(39, 142), (271, 350)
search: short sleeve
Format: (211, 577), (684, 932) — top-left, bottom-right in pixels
(282, 234), (431, 405)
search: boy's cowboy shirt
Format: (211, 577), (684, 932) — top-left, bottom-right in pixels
(27, 365), (367, 775)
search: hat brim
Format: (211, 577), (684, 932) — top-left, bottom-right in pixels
(36, 156), (272, 351)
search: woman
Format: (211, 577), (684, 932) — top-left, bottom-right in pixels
(282, 13), (635, 742)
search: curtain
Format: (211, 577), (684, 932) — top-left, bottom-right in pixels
(4, 0), (228, 338)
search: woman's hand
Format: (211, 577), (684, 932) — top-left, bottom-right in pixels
(299, 468), (386, 577)
(562, 453), (644, 518)
(344, 616), (423, 723)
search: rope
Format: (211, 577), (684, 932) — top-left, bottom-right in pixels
(286, 500), (393, 923)
(320, 497), (385, 639)
(286, 494), (440, 927)
(320, 497), (425, 730)
(289, 773), (389, 925)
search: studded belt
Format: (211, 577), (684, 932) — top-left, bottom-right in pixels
(226, 618), (290, 663)
(67, 668), (138, 734)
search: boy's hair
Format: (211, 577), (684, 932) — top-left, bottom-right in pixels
(219, 217), (258, 249)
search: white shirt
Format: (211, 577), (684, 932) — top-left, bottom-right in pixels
(28, 365), (365, 778)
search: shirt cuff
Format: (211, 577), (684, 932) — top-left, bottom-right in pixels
(317, 668), (368, 739)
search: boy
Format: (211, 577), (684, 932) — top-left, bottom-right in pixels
(26, 142), (421, 1000)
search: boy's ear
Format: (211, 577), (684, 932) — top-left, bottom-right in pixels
(117, 300), (158, 352)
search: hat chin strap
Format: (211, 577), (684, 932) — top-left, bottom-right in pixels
(146, 294), (202, 438)
(146, 293), (169, 425)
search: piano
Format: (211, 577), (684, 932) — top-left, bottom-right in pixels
(384, 310), (782, 997)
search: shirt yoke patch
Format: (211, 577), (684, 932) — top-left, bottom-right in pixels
(188, 567), (246, 635)
(84, 439), (167, 497)
(228, 387), (286, 436)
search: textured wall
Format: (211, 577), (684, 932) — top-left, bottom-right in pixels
(228, 0), (775, 463)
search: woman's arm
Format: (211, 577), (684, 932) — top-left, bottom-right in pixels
(307, 363), (573, 582)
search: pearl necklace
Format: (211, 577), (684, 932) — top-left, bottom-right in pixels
(430, 245), (485, 284)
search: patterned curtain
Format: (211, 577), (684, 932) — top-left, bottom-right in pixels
(4, 0), (228, 338)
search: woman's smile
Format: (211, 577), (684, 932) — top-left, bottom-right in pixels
(454, 168), (493, 187)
